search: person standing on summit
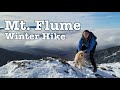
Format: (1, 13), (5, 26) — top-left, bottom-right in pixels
(77, 30), (98, 72)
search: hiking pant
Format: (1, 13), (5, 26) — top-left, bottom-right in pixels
(76, 45), (97, 69)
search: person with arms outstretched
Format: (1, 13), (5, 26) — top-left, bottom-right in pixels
(77, 30), (98, 72)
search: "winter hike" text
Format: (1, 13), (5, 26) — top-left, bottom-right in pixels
(4, 33), (66, 40)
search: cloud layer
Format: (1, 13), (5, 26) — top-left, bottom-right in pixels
(0, 28), (120, 51)
(0, 12), (120, 51)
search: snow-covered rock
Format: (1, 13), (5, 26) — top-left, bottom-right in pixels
(98, 62), (120, 78)
(0, 57), (119, 78)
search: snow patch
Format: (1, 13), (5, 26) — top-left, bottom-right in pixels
(0, 57), (119, 78)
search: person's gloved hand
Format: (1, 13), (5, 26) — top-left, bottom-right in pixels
(85, 50), (87, 53)
(83, 50), (89, 58)
(83, 50), (87, 53)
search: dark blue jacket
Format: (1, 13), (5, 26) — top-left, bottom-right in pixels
(78, 36), (96, 53)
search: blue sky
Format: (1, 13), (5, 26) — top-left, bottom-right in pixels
(91, 12), (120, 29)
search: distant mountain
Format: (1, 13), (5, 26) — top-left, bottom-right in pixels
(95, 46), (120, 64)
(1, 45), (120, 67)
(20, 45), (120, 64)
(0, 27), (4, 30)
(0, 48), (42, 66)
(16, 46), (76, 61)
(28, 26), (36, 28)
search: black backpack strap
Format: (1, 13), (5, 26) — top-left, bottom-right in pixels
(90, 32), (97, 39)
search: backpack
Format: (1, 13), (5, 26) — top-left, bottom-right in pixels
(89, 32), (97, 40)
(89, 32), (97, 45)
